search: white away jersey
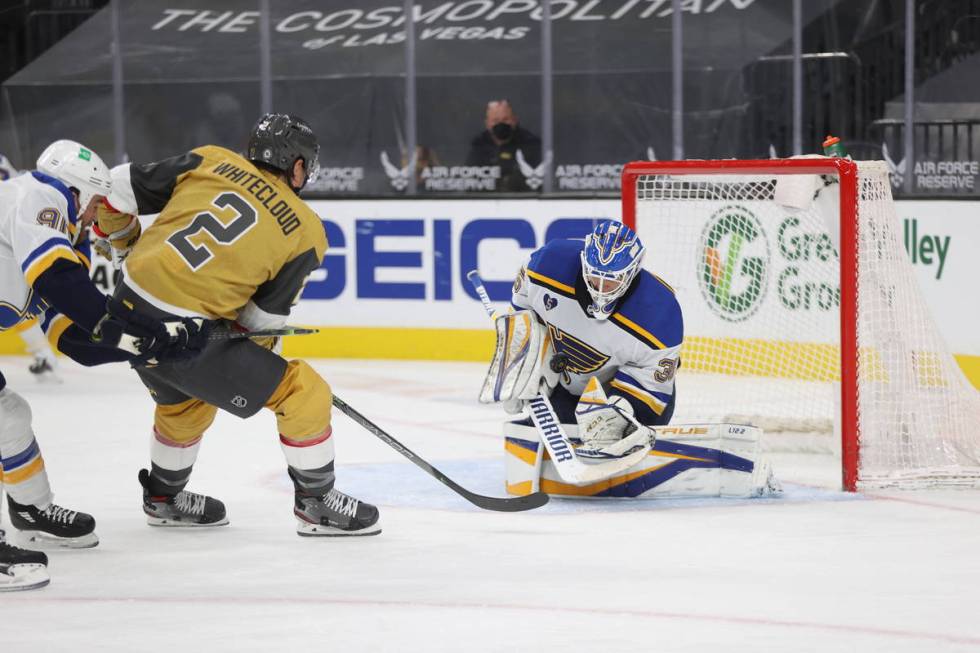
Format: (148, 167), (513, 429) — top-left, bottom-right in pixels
(0, 172), (82, 330)
(513, 239), (683, 423)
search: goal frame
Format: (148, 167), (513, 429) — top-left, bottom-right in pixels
(621, 158), (861, 491)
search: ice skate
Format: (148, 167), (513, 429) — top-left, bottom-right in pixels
(294, 488), (380, 537)
(139, 469), (228, 527)
(28, 355), (61, 384)
(0, 529), (49, 592)
(6, 496), (98, 549)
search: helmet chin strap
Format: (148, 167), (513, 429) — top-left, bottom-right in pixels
(288, 157), (314, 193)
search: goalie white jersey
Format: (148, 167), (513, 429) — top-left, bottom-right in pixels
(512, 238), (683, 425)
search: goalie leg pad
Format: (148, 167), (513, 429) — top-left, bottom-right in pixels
(504, 420), (546, 496)
(505, 418), (781, 498)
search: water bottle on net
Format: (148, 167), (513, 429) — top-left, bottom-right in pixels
(822, 135), (848, 158)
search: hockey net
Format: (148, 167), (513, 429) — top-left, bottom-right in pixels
(622, 158), (980, 490)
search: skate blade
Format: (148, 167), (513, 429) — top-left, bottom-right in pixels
(16, 530), (99, 550)
(0, 564), (50, 592)
(295, 519), (382, 537)
(146, 515), (230, 528)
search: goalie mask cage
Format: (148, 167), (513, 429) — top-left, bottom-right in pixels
(622, 158), (980, 491)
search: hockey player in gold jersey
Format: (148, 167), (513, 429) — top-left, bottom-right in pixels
(97, 113), (380, 536)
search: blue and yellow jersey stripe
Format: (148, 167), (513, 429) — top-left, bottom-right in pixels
(609, 374), (669, 416)
(21, 237), (80, 287)
(526, 269), (576, 299)
(610, 312), (668, 350)
(610, 270), (683, 351)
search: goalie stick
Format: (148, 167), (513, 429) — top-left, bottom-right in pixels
(467, 270), (650, 485)
(332, 395), (549, 512)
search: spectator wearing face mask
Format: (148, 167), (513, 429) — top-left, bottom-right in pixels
(466, 99), (542, 192)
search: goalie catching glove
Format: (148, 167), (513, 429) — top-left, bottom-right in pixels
(92, 198), (141, 268)
(574, 377), (653, 460)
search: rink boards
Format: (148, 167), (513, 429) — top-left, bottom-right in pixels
(0, 198), (977, 387)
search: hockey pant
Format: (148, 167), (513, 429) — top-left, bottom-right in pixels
(133, 338), (334, 498)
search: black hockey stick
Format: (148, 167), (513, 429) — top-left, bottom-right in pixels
(332, 394), (549, 513)
(208, 327), (319, 341)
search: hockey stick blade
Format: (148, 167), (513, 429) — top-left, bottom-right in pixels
(210, 327), (320, 341)
(333, 395), (549, 512)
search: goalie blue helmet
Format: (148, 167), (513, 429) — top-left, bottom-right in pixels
(580, 219), (646, 320)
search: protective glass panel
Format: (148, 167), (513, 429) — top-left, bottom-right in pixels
(414, 1), (543, 195)
(552, 4), (673, 196)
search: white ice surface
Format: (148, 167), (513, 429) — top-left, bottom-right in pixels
(1, 356), (979, 652)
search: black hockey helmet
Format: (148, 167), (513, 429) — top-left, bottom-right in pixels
(247, 113), (320, 190)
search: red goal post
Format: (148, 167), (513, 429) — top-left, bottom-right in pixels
(621, 158), (980, 491)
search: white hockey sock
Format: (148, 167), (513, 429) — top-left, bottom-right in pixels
(19, 323), (54, 360)
(280, 428), (335, 494)
(151, 426), (203, 474)
(280, 428), (335, 470)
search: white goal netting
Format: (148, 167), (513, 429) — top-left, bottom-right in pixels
(628, 160), (980, 489)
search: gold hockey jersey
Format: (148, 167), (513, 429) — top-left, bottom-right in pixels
(112, 145), (325, 326)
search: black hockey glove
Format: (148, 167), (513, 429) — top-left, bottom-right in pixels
(95, 297), (210, 366)
(154, 317), (212, 364)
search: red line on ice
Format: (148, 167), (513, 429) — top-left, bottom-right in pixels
(17, 596), (980, 646)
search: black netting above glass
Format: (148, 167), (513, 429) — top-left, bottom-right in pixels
(1, 0), (978, 197)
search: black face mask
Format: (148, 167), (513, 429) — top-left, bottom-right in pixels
(491, 122), (514, 141)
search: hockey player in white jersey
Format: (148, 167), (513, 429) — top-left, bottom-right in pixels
(0, 140), (206, 591)
(0, 153), (61, 382)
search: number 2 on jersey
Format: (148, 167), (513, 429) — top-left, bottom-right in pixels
(168, 191), (257, 270)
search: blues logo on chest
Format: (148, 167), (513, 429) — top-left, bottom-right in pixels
(547, 324), (610, 375)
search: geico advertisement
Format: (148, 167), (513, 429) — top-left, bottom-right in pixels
(292, 200), (618, 328)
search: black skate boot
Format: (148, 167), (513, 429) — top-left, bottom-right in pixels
(28, 356), (61, 384)
(6, 496), (98, 549)
(294, 488), (381, 537)
(138, 469), (228, 527)
(0, 529), (49, 592)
